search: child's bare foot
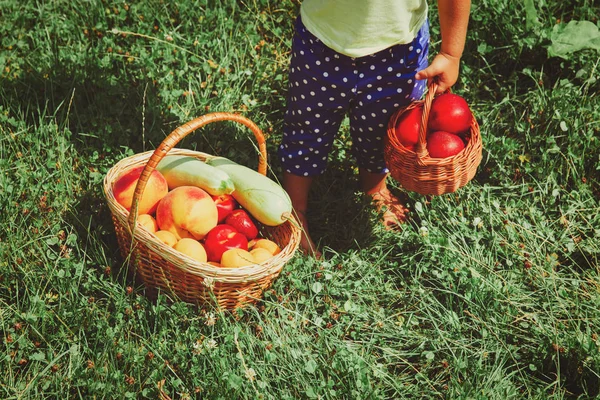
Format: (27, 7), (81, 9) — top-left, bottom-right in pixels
(370, 188), (409, 230)
(295, 211), (322, 259)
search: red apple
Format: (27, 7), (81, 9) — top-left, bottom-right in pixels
(211, 194), (237, 223)
(203, 224), (249, 262)
(428, 93), (472, 135)
(426, 131), (465, 158)
(394, 107), (423, 149)
(225, 209), (259, 240)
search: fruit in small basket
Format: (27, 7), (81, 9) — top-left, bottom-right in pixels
(428, 93), (472, 135)
(393, 107), (423, 149)
(156, 155), (235, 195)
(113, 165), (168, 215)
(154, 230), (178, 247)
(250, 247), (274, 263)
(137, 214), (158, 233)
(212, 194), (238, 223)
(207, 157), (292, 226)
(173, 238), (207, 263)
(155, 186), (218, 240)
(251, 238), (281, 255)
(203, 224), (249, 262)
(225, 209), (258, 240)
(426, 131), (465, 158)
(220, 248), (256, 268)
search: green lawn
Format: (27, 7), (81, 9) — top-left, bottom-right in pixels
(1, 1), (599, 398)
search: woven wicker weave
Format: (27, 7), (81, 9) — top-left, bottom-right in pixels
(103, 112), (301, 310)
(384, 83), (483, 195)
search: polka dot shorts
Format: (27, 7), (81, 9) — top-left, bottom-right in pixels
(279, 17), (430, 176)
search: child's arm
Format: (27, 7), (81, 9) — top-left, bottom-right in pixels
(415, 0), (471, 93)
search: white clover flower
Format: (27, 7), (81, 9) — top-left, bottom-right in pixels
(245, 367), (257, 381)
(192, 339), (203, 355)
(204, 312), (216, 326)
(473, 217), (483, 229)
(419, 226), (429, 236)
(205, 339), (218, 349)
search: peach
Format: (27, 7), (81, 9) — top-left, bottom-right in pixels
(220, 248), (255, 268)
(113, 165), (168, 215)
(155, 186), (218, 240)
(250, 247), (274, 263)
(137, 214), (158, 233)
(173, 238), (207, 263)
(251, 239), (281, 255)
(154, 230), (178, 247)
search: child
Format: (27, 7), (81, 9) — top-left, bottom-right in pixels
(278, 0), (471, 256)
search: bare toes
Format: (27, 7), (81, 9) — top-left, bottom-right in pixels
(371, 189), (409, 230)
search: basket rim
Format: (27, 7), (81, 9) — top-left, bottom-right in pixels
(103, 148), (301, 282)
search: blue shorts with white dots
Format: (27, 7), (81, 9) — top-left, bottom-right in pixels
(279, 17), (429, 176)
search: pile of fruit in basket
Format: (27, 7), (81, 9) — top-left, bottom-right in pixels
(393, 92), (474, 158)
(111, 155), (292, 268)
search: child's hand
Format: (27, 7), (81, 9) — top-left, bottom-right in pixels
(415, 52), (461, 94)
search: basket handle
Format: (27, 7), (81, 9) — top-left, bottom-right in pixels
(127, 112), (267, 230)
(414, 81), (439, 157)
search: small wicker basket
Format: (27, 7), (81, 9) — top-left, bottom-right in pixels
(103, 112), (301, 310)
(384, 82), (483, 195)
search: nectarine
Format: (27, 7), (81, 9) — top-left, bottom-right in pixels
(251, 239), (281, 255)
(155, 186), (219, 240)
(426, 131), (465, 158)
(221, 248), (255, 268)
(428, 93), (472, 135)
(154, 230), (178, 247)
(250, 247), (274, 263)
(113, 165), (168, 215)
(137, 214), (158, 233)
(394, 107), (423, 149)
(173, 238), (207, 263)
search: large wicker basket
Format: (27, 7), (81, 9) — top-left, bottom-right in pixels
(103, 112), (301, 310)
(384, 82), (483, 195)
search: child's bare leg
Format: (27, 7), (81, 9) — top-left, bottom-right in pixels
(283, 172), (322, 258)
(359, 170), (409, 228)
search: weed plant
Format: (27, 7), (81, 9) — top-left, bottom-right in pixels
(1, 0), (599, 399)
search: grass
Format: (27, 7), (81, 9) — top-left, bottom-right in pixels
(1, 0), (599, 398)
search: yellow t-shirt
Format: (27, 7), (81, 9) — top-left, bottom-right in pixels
(300, 0), (428, 58)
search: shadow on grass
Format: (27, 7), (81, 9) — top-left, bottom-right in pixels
(304, 164), (393, 254)
(534, 345), (600, 399)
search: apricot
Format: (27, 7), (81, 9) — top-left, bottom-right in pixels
(154, 230), (178, 247)
(250, 247), (274, 263)
(137, 214), (158, 233)
(155, 186), (218, 240)
(251, 239), (281, 255)
(220, 248), (255, 268)
(113, 165), (168, 215)
(173, 238), (207, 263)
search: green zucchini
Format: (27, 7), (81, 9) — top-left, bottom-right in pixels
(206, 157), (292, 226)
(156, 155), (235, 196)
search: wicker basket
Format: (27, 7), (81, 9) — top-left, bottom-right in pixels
(103, 112), (301, 310)
(384, 82), (483, 195)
